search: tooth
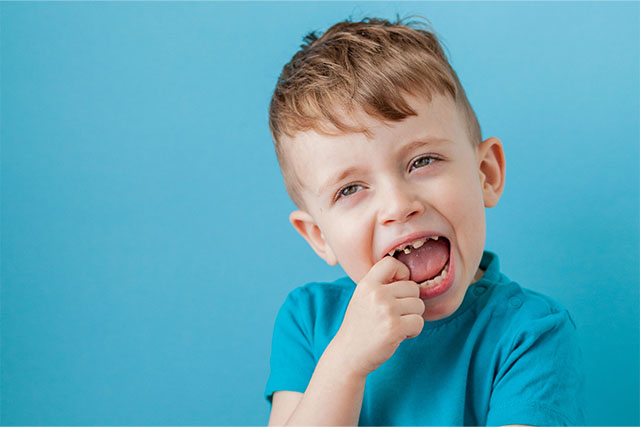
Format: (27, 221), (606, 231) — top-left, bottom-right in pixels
(412, 240), (424, 249)
(403, 247), (412, 254)
(439, 263), (449, 279)
(433, 236), (439, 240)
(434, 275), (443, 285)
(388, 250), (395, 257)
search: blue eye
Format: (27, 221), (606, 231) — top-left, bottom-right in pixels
(336, 184), (363, 200)
(410, 155), (436, 171)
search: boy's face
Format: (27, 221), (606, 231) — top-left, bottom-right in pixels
(286, 95), (505, 321)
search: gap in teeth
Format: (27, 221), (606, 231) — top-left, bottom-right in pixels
(388, 236), (441, 257)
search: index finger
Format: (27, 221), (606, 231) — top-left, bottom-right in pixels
(366, 255), (411, 285)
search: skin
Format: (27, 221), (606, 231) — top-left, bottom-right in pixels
(268, 94), (507, 426)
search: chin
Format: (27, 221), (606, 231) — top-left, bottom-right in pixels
(421, 300), (461, 321)
(421, 280), (468, 321)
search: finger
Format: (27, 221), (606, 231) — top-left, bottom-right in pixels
(387, 280), (420, 298)
(400, 313), (425, 339)
(367, 256), (411, 285)
(394, 297), (425, 316)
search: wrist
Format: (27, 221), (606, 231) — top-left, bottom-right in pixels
(324, 332), (371, 382)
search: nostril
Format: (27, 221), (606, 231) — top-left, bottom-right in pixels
(380, 203), (423, 225)
(377, 186), (424, 224)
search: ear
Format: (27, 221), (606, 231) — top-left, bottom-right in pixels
(289, 210), (338, 266)
(476, 137), (506, 208)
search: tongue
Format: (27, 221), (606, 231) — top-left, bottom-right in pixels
(395, 238), (450, 283)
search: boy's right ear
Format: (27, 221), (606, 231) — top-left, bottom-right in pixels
(289, 210), (338, 266)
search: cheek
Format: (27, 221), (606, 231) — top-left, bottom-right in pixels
(323, 214), (375, 279)
(460, 189), (486, 255)
(439, 172), (486, 237)
(435, 171), (481, 208)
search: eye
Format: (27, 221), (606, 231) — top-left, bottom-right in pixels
(410, 155), (437, 171)
(335, 183), (364, 201)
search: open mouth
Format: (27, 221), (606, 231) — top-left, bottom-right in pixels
(386, 236), (451, 287)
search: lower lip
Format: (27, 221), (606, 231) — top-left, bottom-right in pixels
(418, 249), (455, 299)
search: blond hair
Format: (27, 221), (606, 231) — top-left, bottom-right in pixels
(269, 17), (482, 207)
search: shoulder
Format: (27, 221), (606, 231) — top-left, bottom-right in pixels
(282, 277), (356, 312)
(273, 277), (356, 360)
(480, 276), (581, 363)
(471, 265), (581, 356)
(487, 279), (576, 327)
(471, 251), (576, 330)
(275, 277), (356, 332)
(493, 279), (569, 309)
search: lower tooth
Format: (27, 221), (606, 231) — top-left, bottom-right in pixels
(420, 263), (449, 287)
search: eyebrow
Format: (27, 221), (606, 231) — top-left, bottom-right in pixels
(400, 137), (452, 154)
(318, 166), (363, 196)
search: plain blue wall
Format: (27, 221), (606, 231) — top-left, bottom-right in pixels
(1, 1), (638, 425)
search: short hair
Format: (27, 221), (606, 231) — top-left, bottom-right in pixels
(269, 16), (482, 207)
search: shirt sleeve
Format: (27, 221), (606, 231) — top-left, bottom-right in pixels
(264, 288), (317, 405)
(486, 309), (587, 426)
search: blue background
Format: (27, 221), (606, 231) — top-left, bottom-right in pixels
(1, 1), (638, 425)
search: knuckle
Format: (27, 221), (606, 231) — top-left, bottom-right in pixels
(411, 283), (422, 301)
(402, 281), (420, 297)
(379, 303), (393, 318)
(406, 314), (422, 331)
(371, 289), (386, 305)
(383, 316), (398, 337)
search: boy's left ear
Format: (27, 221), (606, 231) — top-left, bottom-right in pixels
(476, 137), (506, 208)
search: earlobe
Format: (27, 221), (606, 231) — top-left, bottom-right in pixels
(289, 210), (338, 266)
(477, 137), (506, 208)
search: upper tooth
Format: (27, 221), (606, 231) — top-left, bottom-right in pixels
(387, 235), (443, 257)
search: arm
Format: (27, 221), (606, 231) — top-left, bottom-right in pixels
(268, 391), (302, 426)
(268, 256), (425, 426)
(268, 341), (366, 426)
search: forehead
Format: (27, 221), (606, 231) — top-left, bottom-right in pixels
(284, 95), (469, 195)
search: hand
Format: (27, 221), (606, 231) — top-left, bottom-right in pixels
(331, 256), (425, 379)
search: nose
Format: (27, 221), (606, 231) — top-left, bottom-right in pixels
(377, 180), (424, 225)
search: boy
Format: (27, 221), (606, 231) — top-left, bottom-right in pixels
(265, 17), (585, 426)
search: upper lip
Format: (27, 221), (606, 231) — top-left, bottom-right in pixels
(380, 231), (447, 260)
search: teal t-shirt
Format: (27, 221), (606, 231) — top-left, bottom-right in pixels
(265, 251), (586, 426)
